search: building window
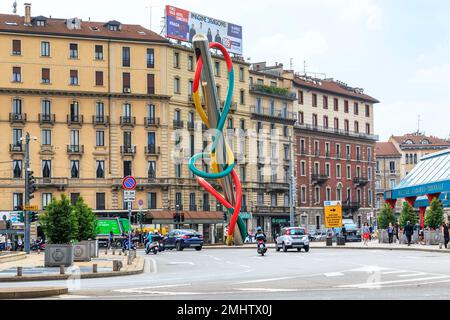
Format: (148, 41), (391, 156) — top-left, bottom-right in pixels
(334, 98), (339, 111)
(174, 77), (180, 94)
(69, 43), (78, 59)
(239, 67), (244, 81)
(312, 114), (318, 127)
(96, 131), (105, 147)
(315, 187), (320, 204)
(325, 163), (331, 177)
(323, 116), (329, 129)
(95, 45), (103, 60)
(300, 161), (306, 176)
(271, 194), (277, 207)
(12, 128), (22, 146)
(214, 61), (220, 76)
(298, 111), (304, 125)
(312, 93), (317, 107)
(13, 160), (22, 178)
(95, 71), (103, 86)
(389, 161), (396, 173)
(42, 129), (51, 145)
(147, 193), (157, 209)
(314, 141), (320, 156)
(123, 161), (132, 177)
(188, 55), (194, 71)
(12, 67), (21, 82)
(96, 161), (105, 179)
(298, 90), (304, 104)
(336, 164), (342, 179)
(12, 39), (21, 55)
(354, 121), (359, 133)
(41, 41), (50, 57)
(344, 119), (349, 132)
(12, 98), (22, 115)
(365, 104), (370, 117)
(240, 90), (245, 105)
(366, 123), (371, 135)
(70, 193), (80, 205)
(147, 48), (155, 68)
(13, 193), (23, 211)
(301, 186), (307, 203)
(42, 160), (51, 178)
(344, 100), (349, 113)
(147, 74), (155, 94)
(122, 47), (131, 67)
(173, 51), (180, 68)
(354, 102), (359, 115)
(346, 165), (351, 180)
(323, 96), (328, 109)
(326, 187), (331, 201)
(42, 193), (52, 209)
(96, 193), (106, 210)
(42, 68), (50, 84)
(390, 179), (397, 189)
(175, 164), (181, 178)
(123, 72), (130, 91)
(70, 160), (79, 179)
(334, 117), (339, 130)
(148, 161), (156, 178)
(69, 70), (78, 85)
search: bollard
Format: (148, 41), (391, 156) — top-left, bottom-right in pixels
(17, 267), (23, 277)
(113, 260), (123, 272)
(60, 265), (65, 275)
(119, 250), (122, 256)
(93, 264), (98, 273)
(112, 249), (115, 255)
(127, 253), (132, 265)
(105, 250), (108, 255)
(124, 250), (127, 256)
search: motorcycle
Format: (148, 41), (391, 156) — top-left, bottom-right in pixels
(145, 241), (159, 255)
(122, 239), (136, 252)
(257, 239), (267, 256)
(31, 241), (46, 251)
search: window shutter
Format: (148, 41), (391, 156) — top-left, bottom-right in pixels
(70, 43), (77, 50)
(42, 68), (50, 80)
(70, 70), (78, 78)
(123, 72), (130, 88)
(96, 71), (103, 86)
(12, 40), (21, 53)
(147, 74), (155, 94)
(13, 67), (21, 74)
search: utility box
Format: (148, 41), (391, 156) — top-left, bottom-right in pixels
(326, 237), (333, 246)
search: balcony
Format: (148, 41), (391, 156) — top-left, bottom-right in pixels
(376, 188), (385, 195)
(121, 146), (136, 155)
(93, 115), (109, 126)
(189, 95), (205, 105)
(311, 174), (329, 185)
(9, 113), (27, 124)
(295, 123), (379, 141)
(9, 144), (24, 154)
(145, 145), (160, 156)
(67, 114), (84, 126)
(267, 182), (290, 192)
(173, 120), (184, 129)
(187, 121), (195, 131)
(353, 177), (369, 186)
(145, 117), (160, 127)
(250, 106), (296, 125)
(35, 177), (68, 190)
(249, 84), (297, 101)
(39, 114), (56, 125)
(343, 201), (361, 212)
(67, 145), (84, 155)
(221, 101), (238, 112)
(120, 116), (136, 127)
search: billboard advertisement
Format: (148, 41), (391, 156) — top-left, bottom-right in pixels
(165, 5), (243, 55)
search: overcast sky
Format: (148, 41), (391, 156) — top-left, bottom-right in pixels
(2, 0), (450, 141)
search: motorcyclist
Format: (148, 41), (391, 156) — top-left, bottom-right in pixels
(145, 231), (154, 251)
(255, 227), (267, 243)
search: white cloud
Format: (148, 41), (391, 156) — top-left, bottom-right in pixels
(413, 64), (450, 87)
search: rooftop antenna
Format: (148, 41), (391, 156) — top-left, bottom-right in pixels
(290, 58), (294, 70)
(145, 4), (157, 31)
(12, 0), (17, 14)
(303, 60), (307, 75)
(417, 115), (421, 134)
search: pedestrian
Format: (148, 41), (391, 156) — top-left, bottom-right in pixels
(17, 237), (23, 251)
(394, 223), (399, 242)
(442, 222), (450, 249)
(342, 225), (347, 242)
(404, 221), (414, 246)
(387, 223), (394, 244)
(108, 230), (114, 249)
(363, 223), (371, 246)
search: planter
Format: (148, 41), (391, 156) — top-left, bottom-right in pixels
(399, 231), (419, 245)
(72, 243), (91, 262)
(378, 229), (390, 244)
(45, 244), (73, 267)
(81, 240), (98, 258)
(424, 230), (443, 245)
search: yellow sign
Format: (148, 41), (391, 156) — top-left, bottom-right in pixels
(324, 201), (343, 228)
(23, 205), (38, 211)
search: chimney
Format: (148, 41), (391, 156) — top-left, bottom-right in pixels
(24, 3), (32, 26)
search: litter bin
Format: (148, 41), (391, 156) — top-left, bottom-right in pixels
(337, 236), (346, 246)
(326, 237), (333, 246)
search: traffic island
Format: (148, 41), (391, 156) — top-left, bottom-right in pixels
(0, 287), (68, 299)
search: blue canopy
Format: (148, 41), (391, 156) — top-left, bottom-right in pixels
(385, 148), (450, 201)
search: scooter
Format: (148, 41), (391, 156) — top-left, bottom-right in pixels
(145, 241), (159, 255)
(122, 239), (136, 252)
(257, 239), (267, 256)
(31, 241), (46, 251)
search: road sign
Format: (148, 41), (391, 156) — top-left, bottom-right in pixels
(124, 190), (136, 202)
(122, 176), (137, 190)
(324, 201), (343, 228)
(138, 199), (144, 206)
(23, 205), (38, 211)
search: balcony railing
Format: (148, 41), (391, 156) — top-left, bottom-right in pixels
(311, 174), (329, 184)
(67, 145), (84, 154)
(250, 106), (296, 122)
(9, 113), (27, 124)
(189, 205), (198, 211)
(9, 144), (24, 154)
(35, 177), (68, 189)
(249, 84), (297, 100)
(145, 145), (160, 155)
(343, 201), (361, 211)
(255, 206), (291, 214)
(121, 146), (136, 155)
(203, 205), (211, 212)
(145, 117), (160, 127)
(93, 115), (109, 126)
(267, 182), (290, 191)
(67, 114), (84, 126)
(173, 120), (184, 129)
(353, 177), (369, 186)
(188, 121), (195, 130)
(295, 123), (379, 141)
(39, 114), (56, 125)
(120, 116), (136, 126)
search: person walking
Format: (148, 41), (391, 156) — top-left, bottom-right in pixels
(442, 222), (450, 249)
(387, 223), (394, 244)
(108, 231), (114, 249)
(342, 225), (347, 242)
(404, 221), (414, 246)
(362, 223), (371, 246)
(394, 223), (399, 242)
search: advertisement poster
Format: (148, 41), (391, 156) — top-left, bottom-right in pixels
(166, 5), (243, 55)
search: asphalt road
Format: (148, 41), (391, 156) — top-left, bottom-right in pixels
(3, 248), (450, 300)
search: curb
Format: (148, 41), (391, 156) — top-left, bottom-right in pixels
(203, 245), (450, 254)
(0, 256), (145, 283)
(0, 253), (27, 264)
(0, 287), (68, 299)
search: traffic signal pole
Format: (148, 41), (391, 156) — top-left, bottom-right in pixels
(24, 132), (31, 254)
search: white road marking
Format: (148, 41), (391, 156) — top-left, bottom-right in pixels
(397, 272), (428, 277)
(237, 276), (295, 284)
(381, 270), (408, 275)
(214, 257), (222, 261)
(324, 272), (344, 277)
(168, 261), (195, 266)
(115, 283), (192, 293)
(57, 295), (91, 299)
(239, 265), (251, 268)
(236, 288), (298, 292)
(338, 275), (450, 289)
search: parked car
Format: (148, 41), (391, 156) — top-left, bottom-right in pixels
(163, 229), (204, 251)
(311, 232), (328, 242)
(276, 227), (310, 252)
(334, 219), (362, 242)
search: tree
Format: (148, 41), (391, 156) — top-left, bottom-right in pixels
(399, 202), (418, 228)
(377, 204), (396, 229)
(425, 198), (445, 230)
(73, 196), (97, 241)
(39, 194), (78, 244)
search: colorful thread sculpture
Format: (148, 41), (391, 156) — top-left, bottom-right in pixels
(188, 41), (242, 246)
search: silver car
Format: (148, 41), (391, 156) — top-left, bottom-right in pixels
(276, 227), (310, 252)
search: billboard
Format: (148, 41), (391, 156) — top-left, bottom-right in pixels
(165, 5), (243, 55)
(324, 201), (343, 229)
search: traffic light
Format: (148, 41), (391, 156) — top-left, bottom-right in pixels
(173, 212), (178, 223)
(30, 212), (38, 223)
(180, 212), (185, 223)
(137, 212), (145, 224)
(6, 220), (11, 229)
(27, 170), (36, 200)
(18, 212), (24, 223)
(223, 212), (227, 222)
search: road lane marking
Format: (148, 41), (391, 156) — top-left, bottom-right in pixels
(338, 275), (450, 289)
(115, 283), (192, 293)
(237, 276), (295, 284)
(324, 272), (344, 277)
(168, 262), (195, 266)
(381, 270), (408, 275)
(397, 272), (428, 277)
(239, 265), (251, 268)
